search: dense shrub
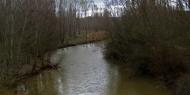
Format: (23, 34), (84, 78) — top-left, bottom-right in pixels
(0, 0), (65, 84)
(106, 0), (190, 79)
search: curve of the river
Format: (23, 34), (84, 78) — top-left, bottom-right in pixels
(23, 42), (171, 95)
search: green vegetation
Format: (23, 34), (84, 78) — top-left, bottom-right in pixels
(105, 0), (190, 95)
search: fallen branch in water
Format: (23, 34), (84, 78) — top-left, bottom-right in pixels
(16, 63), (60, 82)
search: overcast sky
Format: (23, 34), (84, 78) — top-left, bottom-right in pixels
(56, 0), (190, 17)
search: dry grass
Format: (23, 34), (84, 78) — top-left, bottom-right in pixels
(87, 31), (107, 41)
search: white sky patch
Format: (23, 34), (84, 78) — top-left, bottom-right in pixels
(95, 2), (105, 8)
(167, 0), (189, 10)
(78, 0), (106, 17)
(55, 0), (60, 14)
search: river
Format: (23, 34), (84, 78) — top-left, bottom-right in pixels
(16, 42), (171, 95)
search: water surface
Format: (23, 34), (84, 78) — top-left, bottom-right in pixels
(23, 42), (171, 95)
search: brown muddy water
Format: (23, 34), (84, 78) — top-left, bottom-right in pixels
(1, 42), (171, 95)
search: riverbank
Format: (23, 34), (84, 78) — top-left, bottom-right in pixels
(104, 3), (190, 95)
(21, 31), (107, 77)
(0, 31), (107, 91)
(18, 32), (107, 80)
(56, 31), (107, 50)
(1, 42), (171, 95)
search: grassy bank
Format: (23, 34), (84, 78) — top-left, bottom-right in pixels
(62, 31), (107, 47)
(105, 0), (190, 95)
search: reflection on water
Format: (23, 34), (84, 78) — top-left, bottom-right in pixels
(22, 42), (171, 95)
